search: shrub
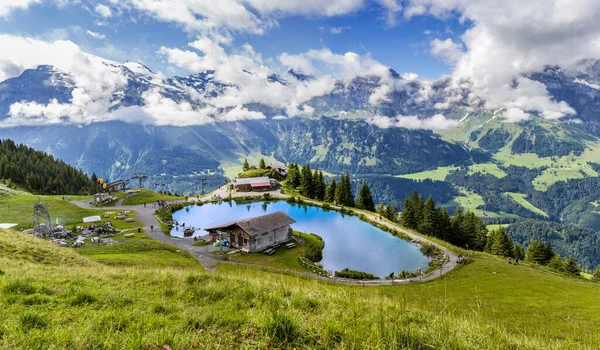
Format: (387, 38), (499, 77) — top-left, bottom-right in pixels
(304, 235), (324, 263)
(334, 268), (379, 280)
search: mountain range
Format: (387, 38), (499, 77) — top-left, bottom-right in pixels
(1, 57), (600, 267)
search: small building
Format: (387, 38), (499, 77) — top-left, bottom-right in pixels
(205, 211), (296, 252)
(233, 176), (276, 192)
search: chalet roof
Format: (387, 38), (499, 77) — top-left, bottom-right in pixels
(234, 176), (270, 185)
(204, 211), (296, 236)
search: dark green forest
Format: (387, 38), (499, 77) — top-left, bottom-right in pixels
(0, 139), (94, 195)
(506, 220), (600, 270)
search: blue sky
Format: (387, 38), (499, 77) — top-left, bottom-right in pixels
(0, 1), (465, 79)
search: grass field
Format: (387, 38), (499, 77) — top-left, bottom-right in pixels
(121, 188), (184, 206)
(467, 163), (507, 178)
(0, 192), (103, 229)
(227, 232), (322, 271)
(486, 224), (509, 231)
(1, 228), (599, 349)
(449, 188), (504, 218)
(396, 166), (458, 181)
(504, 192), (549, 217)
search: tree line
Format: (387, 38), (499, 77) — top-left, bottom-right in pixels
(286, 163), (375, 210)
(0, 139), (94, 195)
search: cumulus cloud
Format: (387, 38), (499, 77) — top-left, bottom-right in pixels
(429, 38), (463, 65)
(108, 0), (365, 36)
(0, 0), (41, 17)
(503, 107), (530, 123)
(367, 114), (459, 130)
(94, 4), (112, 18)
(408, 0), (600, 120)
(86, 30), (106, 40)
(159, 38), (338, 117)
(278, 48), (390, 79)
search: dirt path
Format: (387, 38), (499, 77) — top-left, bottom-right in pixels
(72, 190), (459, 284)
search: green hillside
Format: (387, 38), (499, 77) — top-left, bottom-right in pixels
(1, 228), (599, 348)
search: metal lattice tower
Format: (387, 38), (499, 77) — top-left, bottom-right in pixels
(33, 201), (52, 236)
(198, 177), (208, 195)
(131, 173), (148, 188)
(155, 182), (166, 193)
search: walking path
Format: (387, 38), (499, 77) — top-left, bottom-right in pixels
(72, 188), (459, 285)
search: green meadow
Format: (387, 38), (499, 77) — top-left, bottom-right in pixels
(1, 228), (599, 349)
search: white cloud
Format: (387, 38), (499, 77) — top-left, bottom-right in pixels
(429, 38), (463, 65)
(503, 107), (530, 123)
(94, 4), (112, 18)
(407, 0), (600, 120)
(375, 0), (402, 26)
(0, 0), (40, 17)
(329, 26), (349, 35)
(367, 113), (459, 130)
(86, 30), (106, 40)
(109, 0), (366, 36)
(278, 48), (390, 79)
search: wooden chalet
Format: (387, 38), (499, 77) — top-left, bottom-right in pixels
(205, 211), (296, 252)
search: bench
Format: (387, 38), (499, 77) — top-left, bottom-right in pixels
(285, 242), (296, 249)
(263, 248), (275, 255)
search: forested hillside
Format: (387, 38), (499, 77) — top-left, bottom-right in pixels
(0, 139), (94, 195)
(506, 220), (600, 269)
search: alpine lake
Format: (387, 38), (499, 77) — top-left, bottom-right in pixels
(171, 200), (430, 278)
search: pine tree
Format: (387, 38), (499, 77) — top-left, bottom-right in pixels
(384, 203), (398, 222)
(335, 173), (354, 207)
(436, 207), (452, 241)
(287, 163), (300, 188)
(450, 207), (465, 247)
(525, 239), (550, 265)
(564, 256), (580, 276)
(489, 227), (513, 257)
(401, 196), (418, 229)
(356, 182), (375, 211)
(325, 178), (337, 203)
(419, 196), (437, 236)
(513, 244), (525, 261)
(259, 158), (266, 169)
(376, 202), (385, 216)
(548, 255), (564, 272)
(243, 158), (250, 171)
(343, 173), (355, 207)
(300, 164), (313, 198)
(315, 171), (326, 200)
(542, 242), (555, 264)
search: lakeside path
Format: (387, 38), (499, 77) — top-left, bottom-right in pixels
(72, 188), (459, 285)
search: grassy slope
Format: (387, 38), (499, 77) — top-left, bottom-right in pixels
(504, 192), (549, 217)
(121, 188), (184, 206)
(1, 229), (599, 349)
(0, 192), (100, 229)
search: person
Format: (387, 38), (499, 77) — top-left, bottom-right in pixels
(401, 271), (406, 280)
(389, 272), (394, 280)
(515, 256), (519, 265)
(150, 225), (154, 232)
(144, 202), (146, 208)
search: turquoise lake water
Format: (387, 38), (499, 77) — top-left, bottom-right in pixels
(171, 200), (430, 277)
